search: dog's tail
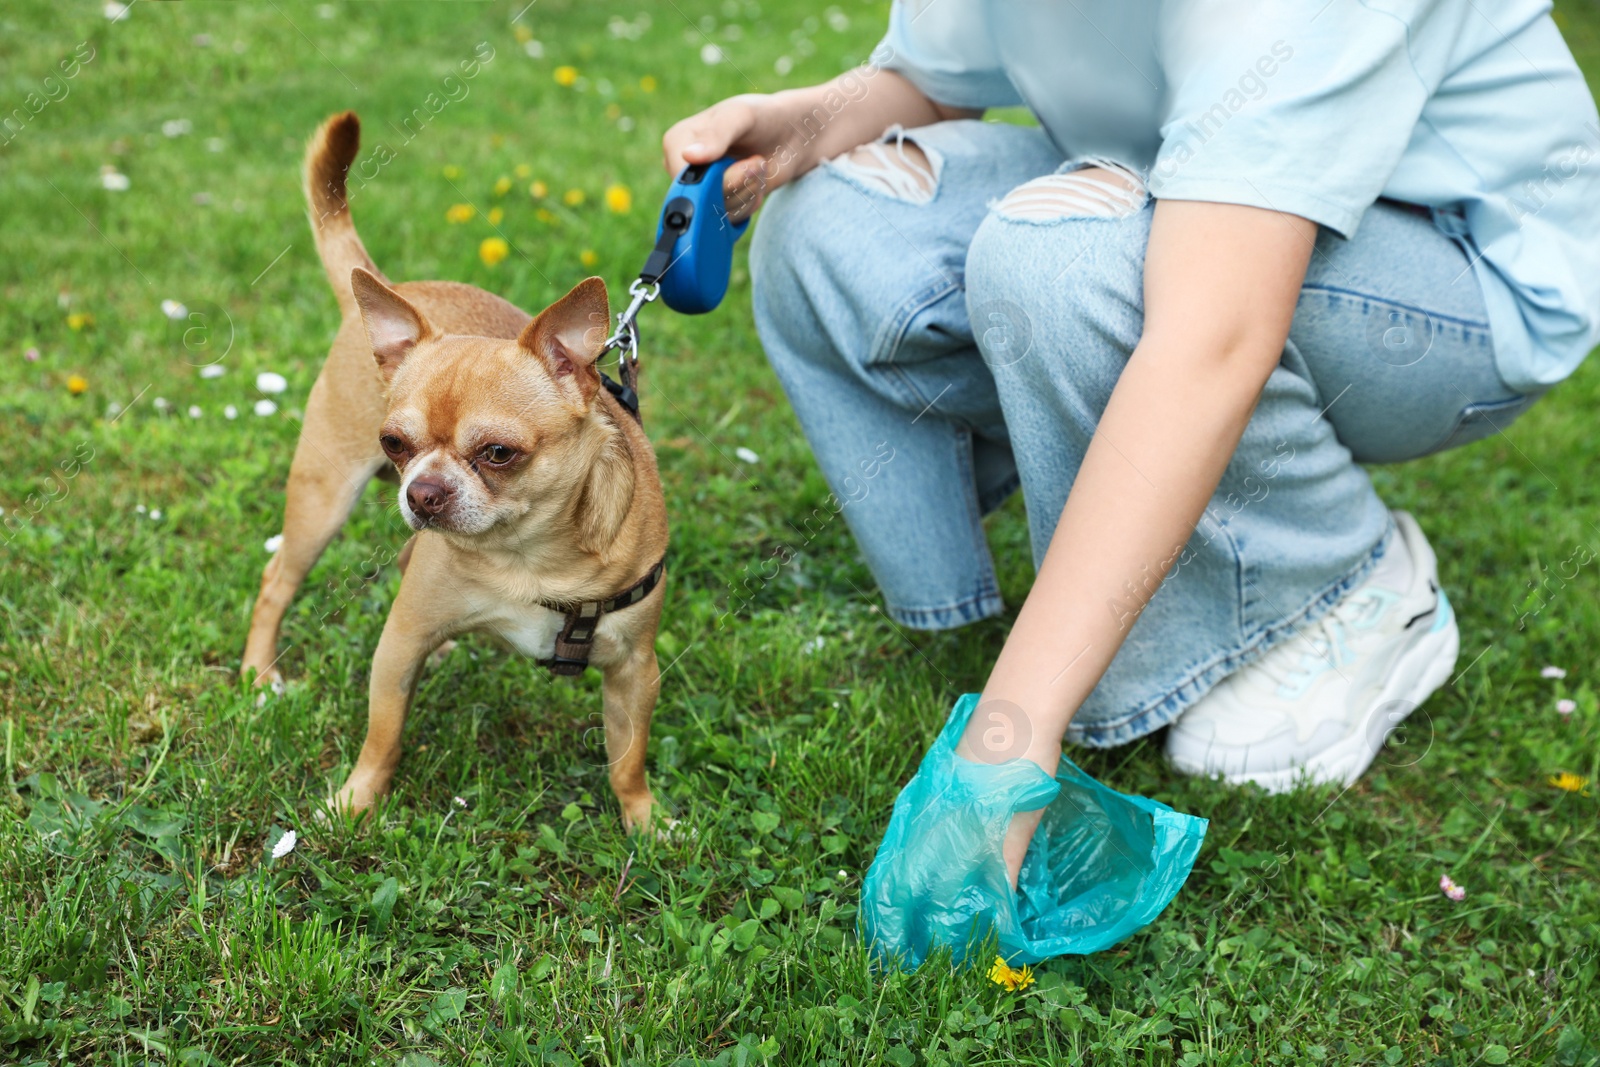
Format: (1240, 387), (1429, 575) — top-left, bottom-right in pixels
(304, 110), (385, 316)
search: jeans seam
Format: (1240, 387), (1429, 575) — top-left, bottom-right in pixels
(1299, 284), (1492, 334)
(952, 427), (999, 600)
(886, 591), (1004, 629)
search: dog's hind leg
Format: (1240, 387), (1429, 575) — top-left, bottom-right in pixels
(242, 367), (387, 685)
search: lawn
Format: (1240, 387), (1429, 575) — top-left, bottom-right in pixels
(2, 1), (1598, 1064)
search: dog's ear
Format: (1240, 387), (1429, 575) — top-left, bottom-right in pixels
(351, 267), (434, 382)
(518, 277), (610, 400)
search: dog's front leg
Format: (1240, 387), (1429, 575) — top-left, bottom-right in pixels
(600, 640), (661, 832)
(333, 571), (450, 815)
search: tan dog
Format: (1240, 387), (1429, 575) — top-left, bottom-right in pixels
(241, 112), (668, 830)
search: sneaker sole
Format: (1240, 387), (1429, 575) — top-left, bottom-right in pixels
(1216, 590), (1459, 795)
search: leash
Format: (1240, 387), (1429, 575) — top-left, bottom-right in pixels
(596, 156), (750, 424)
(542, 156), (748, 674)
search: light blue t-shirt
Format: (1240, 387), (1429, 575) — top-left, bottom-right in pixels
(878, 0), (1600, 392)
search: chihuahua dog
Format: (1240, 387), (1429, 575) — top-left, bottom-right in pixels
(240, 112), (667, 830)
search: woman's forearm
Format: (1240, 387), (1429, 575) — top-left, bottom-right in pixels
(763, 69), (976, 182)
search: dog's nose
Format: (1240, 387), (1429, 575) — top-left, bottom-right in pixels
(405, 479), (452, 517)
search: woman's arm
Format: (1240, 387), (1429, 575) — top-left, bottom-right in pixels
(954, 199), (1318, 879)
(662, 69), (979, 220)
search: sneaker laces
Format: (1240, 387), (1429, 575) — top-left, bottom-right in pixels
(1254, 589), (1389, 690)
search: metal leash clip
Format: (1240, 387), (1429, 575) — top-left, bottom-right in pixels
(600, 276), (659, 404)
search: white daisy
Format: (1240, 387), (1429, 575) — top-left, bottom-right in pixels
(271, 829), (298, 859)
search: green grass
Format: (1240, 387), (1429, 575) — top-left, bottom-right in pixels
(2, 1), (1598, 1064)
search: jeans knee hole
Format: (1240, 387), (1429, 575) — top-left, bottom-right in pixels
(995, 163), (1148, 222)
(827, 126), (942, 204)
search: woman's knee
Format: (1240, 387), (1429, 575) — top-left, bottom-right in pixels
(966, 166), (1153, 387)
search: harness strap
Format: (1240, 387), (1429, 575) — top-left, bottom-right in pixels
(600, 370), (640, 423)
(537, 556), (666, 676)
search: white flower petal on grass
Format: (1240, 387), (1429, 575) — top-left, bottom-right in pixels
(523, 39), (545, 58)
(152, 396), (170, 413)
(453, 796), (468, 808)
(774, 55), (794, 76)
(135, 504), (146, 514)
(254, 399), (278, 417)
(256, 371), (288, 394)
(271, 829), (298, 859)
(187, 405), (202, 418)
(223, 404), (238, 419)
(149, 509), (162, 521)
(735, 446), (760, 464)
(104, 1), (130, 20)
(1557, 699), (1577, 715)
(1541, 665), (1567, 679)
(199, 364), (226, 379)
(160, 119), (192, 138)
(700, 43), (725, 64)
(100, 169), (130, 192)
(161, 299), (188, 319)
(264, 533), (284, 553)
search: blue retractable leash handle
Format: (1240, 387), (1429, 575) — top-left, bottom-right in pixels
(599, 156), (750, 421)
(652, 156), (750, 314)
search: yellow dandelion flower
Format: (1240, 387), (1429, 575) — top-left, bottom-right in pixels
(66, 374), (89, 395)
(535, 207), (555, 224)
(605, 103), (622, 121)
(639, 76), (657, 93)
(442, 164), (462, 180)
(446, 203), (475, 224)
(513, 24), (533, 43)
(562, 188), (585, 207)
(493, 176), (513, 197)
(529, 180), (548, 199)
(515, 163), (532, 179)
(66, 312), (94, 331)
(604, 184), (632, 214)
(1548, 772), (1590, 794)
(479, 237), (510, 267)
(554, 65), (579, 87)
(579, 249), (598, 268)
(487, 206), (504, 225)
(987, 956), (1035, 992)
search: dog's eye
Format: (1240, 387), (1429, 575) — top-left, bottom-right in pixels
(481, 444), (517, 466)
(380, 434), (406, 457)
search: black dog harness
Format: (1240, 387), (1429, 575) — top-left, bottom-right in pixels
(536, 556), (665, 676)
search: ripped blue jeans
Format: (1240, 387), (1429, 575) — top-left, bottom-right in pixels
(749, 120), (1539, 747)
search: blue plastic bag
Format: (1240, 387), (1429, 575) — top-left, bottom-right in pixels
(860, 693), (1208, 969)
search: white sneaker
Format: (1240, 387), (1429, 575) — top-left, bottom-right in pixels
(1165, 511), (1459, 793)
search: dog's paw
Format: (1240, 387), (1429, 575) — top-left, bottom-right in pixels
(653, 817), (698, 846)
(253, 676), (287, 708)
